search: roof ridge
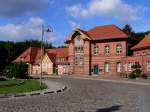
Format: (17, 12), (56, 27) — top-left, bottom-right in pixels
(88, 24), (116, 31)
(46, 47), (68, 50)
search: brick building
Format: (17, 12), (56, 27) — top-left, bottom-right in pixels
(14, 47), (69, 75)
(66, 25), (150, 76)
(14, 24), (150, 77)
(123, 33), (150, 74)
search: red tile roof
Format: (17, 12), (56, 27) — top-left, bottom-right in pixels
(66, 25), (128, 43)
(46, 48), (68, 58)
(131, 33), (150, 50)
(13, 47), (69, 65)
(13, 47), (41, 63)
(86, 25), (128, 40)
(46, 53), (56, 63)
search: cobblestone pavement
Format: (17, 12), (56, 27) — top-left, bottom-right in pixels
(0, 77), (150, 112)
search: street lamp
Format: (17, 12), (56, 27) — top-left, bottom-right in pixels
(40, 25), (53, 88)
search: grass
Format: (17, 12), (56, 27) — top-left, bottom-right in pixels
(0, 80), (22, 86)
(0, 80), (47, 94)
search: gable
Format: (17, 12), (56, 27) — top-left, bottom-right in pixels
(42, 54), (53, 65)
(65, 29), (91, 43)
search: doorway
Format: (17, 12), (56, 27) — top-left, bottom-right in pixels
(93, 65), (99, 75)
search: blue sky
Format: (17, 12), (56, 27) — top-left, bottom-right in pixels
(0, 0), (149, 46)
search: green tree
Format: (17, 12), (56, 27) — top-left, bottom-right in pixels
(8, 62), (28, 79)
(0, 46), (8, 72)
(122, 24), (134, 36)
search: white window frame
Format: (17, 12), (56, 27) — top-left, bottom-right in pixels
(75, 56), (84, 66)
(105, 45), (110, 54)
(94, 44), (99, 55)
(104, 62), (110, 72)
(75, 46), (83, 53)
(128, 62), (134, 72)
(117, 62), (122, 72)
(116, 44), (122, 54)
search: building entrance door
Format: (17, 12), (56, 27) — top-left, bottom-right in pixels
(93, 65), (99, 75)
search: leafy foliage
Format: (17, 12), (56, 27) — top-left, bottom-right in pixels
(122, 24), (134, 36)
(0, 39), (54, 73)
(0, 46), (8, 72)
(6, 62), (28, 79)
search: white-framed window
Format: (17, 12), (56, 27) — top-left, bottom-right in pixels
(116, 44), (122, 54)
(128, 62), (134, 72)
(147, 61), (150, 71)
(105, 45), (110, 54)
(75, 57), (78, 65)
(94, 44), (99, 55)
(104, 62), (110, 72)
(75, 56), (84, 66)
(75, 46), (83, 53)
(74, 36), (84, 53)
(117, 62), (122, 72)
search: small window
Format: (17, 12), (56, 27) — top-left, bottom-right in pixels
(75, 56), (83, 66)
(75, 46), (83, 53)
(128, 62), (134, 72)
(105, 45), (110, 54)
(116, 44), (122, 54)
(104, 62), (110, 72)
(75, 57), (78, 65)
(94, 44), (99, 55)
(147, 61), (150, 71)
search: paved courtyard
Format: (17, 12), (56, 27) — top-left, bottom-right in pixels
(0, 77), (150, 112)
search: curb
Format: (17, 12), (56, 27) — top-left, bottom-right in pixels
(0, 86), (67, 99)
(72, 76), (150, 86)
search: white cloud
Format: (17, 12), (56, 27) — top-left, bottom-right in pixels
(66, 0), (146, 22)
(69, 21), (81, 29)
(0, 17), (56, 42)
(0, 0), (50, 17)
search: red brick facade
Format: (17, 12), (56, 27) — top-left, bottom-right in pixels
(14, 25), (150, 77)
(66, 25), (150, 76)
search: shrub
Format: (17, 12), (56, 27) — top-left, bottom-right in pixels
(128, 72), (136, 79)
(141, 73), (148, 79)
(129, 62), (142, 78)
(0, 78), (6, 81)
(6, 62), (28, 79)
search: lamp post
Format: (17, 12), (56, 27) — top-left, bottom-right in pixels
(40, 25), (53, 88)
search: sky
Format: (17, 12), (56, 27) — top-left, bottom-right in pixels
(0, 0), (149, 46)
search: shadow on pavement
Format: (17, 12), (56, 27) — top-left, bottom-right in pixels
(96, 105), (122, 112)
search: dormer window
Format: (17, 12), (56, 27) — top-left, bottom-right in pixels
(116, 44), (122, 54)
(105, 45), (110, 54)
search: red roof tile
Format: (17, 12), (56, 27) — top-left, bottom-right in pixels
(14, 47), (69, 65)
(46, 53), (56, 63)
(86, 25), (128, 40)
(46, 48), (68, 58)
(131, 33), (150, 50)
(13, 47), (41, 63)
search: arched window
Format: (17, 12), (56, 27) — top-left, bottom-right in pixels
(116, 44), (122, 54)
(117, 62), (122, 72)
(104, 62), (110, 72)
(105, 45), (110, 54)
(94, 44), (99, 55)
